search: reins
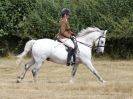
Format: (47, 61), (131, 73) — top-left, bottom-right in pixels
(77, 36), (106, 48)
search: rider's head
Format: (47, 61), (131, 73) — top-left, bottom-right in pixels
(61, 8), (71, 18)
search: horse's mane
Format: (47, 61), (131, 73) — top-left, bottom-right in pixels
(77, 27), (102, 37)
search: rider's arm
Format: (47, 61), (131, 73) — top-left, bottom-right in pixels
(60, 21), (66, 34)
(60, 20), (71, 38)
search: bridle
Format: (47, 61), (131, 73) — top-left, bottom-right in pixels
(95, 36), (106, 48)
(77, 35), (106, 48)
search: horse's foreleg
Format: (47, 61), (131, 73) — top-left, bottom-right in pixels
(83, 60), (105, 83)
(70, 64), (79, 83)
(17, 58), (35, 83)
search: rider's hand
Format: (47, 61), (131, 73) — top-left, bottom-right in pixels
(72, 33), (75, 36)
(70, 36), (75, 40)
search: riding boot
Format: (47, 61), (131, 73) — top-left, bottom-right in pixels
(70, 36), (77, 65)
(71, 53), (76, 65)
(67, 47), (73, 66)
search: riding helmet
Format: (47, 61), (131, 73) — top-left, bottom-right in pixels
(61, 8), (71, 17)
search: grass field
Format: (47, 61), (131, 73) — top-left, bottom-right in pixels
(0, 57), (133, 99)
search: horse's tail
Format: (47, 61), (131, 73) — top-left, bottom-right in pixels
(16, 40), (36, 66)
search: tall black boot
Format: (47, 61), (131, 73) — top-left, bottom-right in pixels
(70, 36), (77, 65)
(71, 53), (76, 65)
(67, 47), (73, 66)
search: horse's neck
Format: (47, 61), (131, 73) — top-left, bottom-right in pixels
(77, 31), (101, 46)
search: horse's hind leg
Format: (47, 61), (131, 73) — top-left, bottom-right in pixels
(32, 60), (44, 82)
(17, 58), (35, 83)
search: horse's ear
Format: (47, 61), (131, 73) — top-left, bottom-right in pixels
(104, 30), (107, 36)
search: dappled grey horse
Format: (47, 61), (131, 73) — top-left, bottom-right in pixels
(16, 27), (107, 83)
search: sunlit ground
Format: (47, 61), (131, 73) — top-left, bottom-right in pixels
(0, 57), (133, 99)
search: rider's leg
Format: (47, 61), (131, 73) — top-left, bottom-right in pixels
(67, 47), (74, 66)
(70, 36), (77, 65)
(71, 51), (76, 65)
(59, 38), (76, 66)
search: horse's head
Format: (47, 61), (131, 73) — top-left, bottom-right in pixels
(94, 30), (107, 53)
(77, 27), (107, 53)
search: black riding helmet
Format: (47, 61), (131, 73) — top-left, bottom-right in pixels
(61, 8), (71, 17)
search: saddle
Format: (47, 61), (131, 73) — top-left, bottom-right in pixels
(57, 37), (78, 66)
(57, 38), (77, 51)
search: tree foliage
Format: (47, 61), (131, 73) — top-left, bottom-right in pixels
(0, 0), (133, 58)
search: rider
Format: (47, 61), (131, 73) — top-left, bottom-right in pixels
(57, 8), (76, 66)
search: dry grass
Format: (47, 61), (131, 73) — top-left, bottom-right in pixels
(0, 57), (133, 99)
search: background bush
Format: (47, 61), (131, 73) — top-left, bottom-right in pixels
(0, 0), (133, 59)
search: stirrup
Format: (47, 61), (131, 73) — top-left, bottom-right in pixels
(71, 62), (75, 65)
(66, 61), (75, 66)
(66, 63), (70, 66)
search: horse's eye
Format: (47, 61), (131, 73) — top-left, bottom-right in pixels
(101, 41), (104, 44)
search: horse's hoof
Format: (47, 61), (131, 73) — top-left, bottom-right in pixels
(103, 80), (107, 83)
(101, 80), (107, 84)
(16, 76), (22, 83)
(16, 79), (21, 83)
(69, 80), (74, 84)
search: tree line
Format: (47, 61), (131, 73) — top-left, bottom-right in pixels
(0, 0), (133, 59)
